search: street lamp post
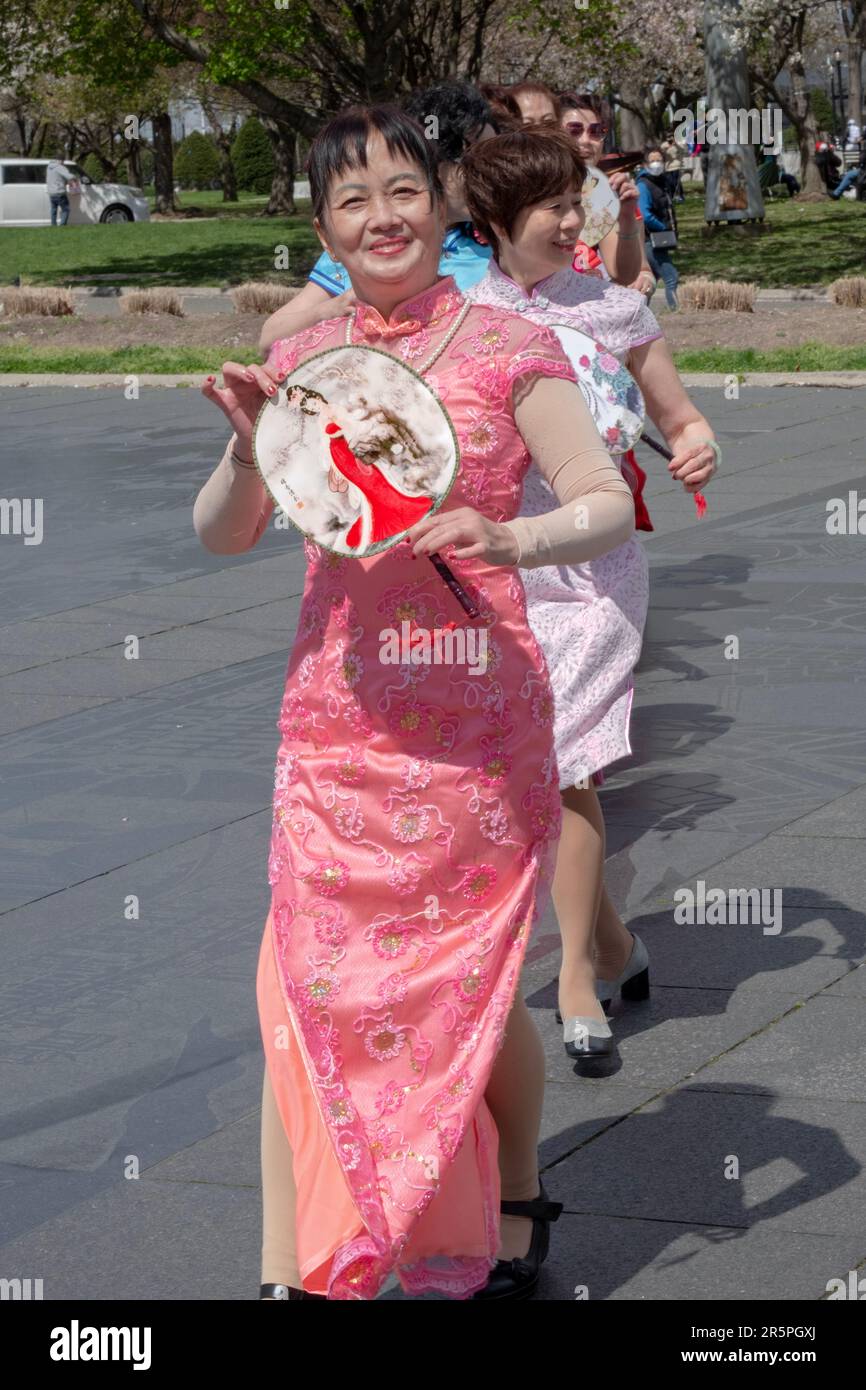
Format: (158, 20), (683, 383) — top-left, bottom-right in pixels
(834, 48), (846, 143)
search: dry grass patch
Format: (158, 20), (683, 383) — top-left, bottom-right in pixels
(0, 286), (76, 316)
(679, 277), (757, 311)
(120, 289), (185, 316)
(228, 281), (298, 314)
(828, 276), (866, 307)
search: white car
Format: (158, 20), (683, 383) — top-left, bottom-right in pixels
(0, 158), (150, 226)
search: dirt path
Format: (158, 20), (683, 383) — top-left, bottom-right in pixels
(4, 305), (866, 354)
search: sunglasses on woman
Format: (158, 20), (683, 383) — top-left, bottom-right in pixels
(565, 121), (608, 138)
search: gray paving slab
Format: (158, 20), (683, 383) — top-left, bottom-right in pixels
(776, 785), (866, 839)
(691, 996), (866, 1103)
(1, 384), (865, 1301)
(540, 1216), (863, 1300)
(543, 1085), (865, 1235)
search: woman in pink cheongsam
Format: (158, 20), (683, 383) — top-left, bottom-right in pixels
(193, 105), (635, 1301)
(461, 125), (719, 1060)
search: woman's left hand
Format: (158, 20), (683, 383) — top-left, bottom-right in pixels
(408, 507), (519, 565)
(609, 170), (640, 215)
(667, 441), (717, 492)
(630, 269), (656, 297)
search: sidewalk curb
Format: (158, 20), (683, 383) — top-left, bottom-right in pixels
(2, 371), (865, 389)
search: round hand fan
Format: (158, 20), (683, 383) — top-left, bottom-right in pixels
(253, 343), (479, 615)
(580, 166), (620, 248)
(546, 324), (645, 454)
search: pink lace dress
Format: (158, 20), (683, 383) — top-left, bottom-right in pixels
(465, 260), (663, 786)
(257, 276), (580, 1299)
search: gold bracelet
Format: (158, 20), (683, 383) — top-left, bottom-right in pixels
(617, 228), (641, 239)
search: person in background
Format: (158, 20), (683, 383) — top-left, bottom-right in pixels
(830, 133), (865, 199)
(509, 80), (560, 125)
(815, 140), (842, 193)
(757, 144), (800, 198)
(46, 157), (76, 226)
(558, 90), (654, 296)
(480, 83), (522, 128)
(845, 116), (862, 150)
(258, 80), (497, 355)
(660, 138), (686, 202)
(636, 145), (679, 311)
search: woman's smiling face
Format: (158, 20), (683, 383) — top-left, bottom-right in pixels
(494, 181), (586, 283)
(315, 131), (445, 299)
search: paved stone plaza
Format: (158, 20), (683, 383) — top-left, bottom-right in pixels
(0, 382), (864, 1300)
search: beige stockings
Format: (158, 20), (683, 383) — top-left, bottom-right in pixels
(552, 784), (634, 1020)
(259, 989), (547, 1289)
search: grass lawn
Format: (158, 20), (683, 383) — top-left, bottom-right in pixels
(0, 193), (322, 288)
(674, 184), (866, 287)
(2, 343), (864, 373)
(2, 181), (865, 290)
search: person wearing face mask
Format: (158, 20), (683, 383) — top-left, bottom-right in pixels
(636, 145), (680, 311)
(557, 91), (654, 297)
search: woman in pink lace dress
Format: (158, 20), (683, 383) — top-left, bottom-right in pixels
(461, 126), (719, 1057)
(193, 106), (635, 1300)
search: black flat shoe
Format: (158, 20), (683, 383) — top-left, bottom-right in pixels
(471, 1180), (563, 1300)
(259, 1282), (327, 1300)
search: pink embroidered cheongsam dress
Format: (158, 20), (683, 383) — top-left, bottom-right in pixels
(255, 276), (580, 1299)
(465, 260), (663, 787)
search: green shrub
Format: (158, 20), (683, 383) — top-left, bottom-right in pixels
(175, 130), (221, 189)
(231, 117), (274, 194)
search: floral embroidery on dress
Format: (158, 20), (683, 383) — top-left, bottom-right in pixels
(263, 278), (578, 1301)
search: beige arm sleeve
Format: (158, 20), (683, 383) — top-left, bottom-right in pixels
(193, 434), (275, 554)
(506, 375), (635, 568)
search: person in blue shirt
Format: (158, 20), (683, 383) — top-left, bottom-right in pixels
(259, 81), (496, 357)
(636, 145), (680, 311)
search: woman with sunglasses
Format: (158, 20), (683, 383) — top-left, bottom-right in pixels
(559, 91), (656, 298)
(460, 124), (719, 1062)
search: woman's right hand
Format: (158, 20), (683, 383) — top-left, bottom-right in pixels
(201, 361), (282, 453)
(329, 287), (357, 318)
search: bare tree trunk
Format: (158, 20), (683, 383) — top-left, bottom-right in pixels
(703, 0), (765, 221)
(618, 86), (650, 151)
(199, 93), (239, 201)
(216, 129), (238, 202)
(151, 110), (179, 213)
(260, 116), (296, 216)
(790, 54), (824, 195)
(847, 42), (863, 126)
(126, 138), (143, 188)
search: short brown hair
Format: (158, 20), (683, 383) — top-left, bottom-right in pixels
(460, 125), (587, 258)
(509, 81), (561, 123)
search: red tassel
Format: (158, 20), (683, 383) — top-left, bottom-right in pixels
(694, 492), (708, 518)
(621, 449), (654, 532)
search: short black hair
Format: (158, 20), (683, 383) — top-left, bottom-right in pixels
(307, 104), (444, 226)
(403, 80), (492, 163)
(559, 91), (609, 123)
